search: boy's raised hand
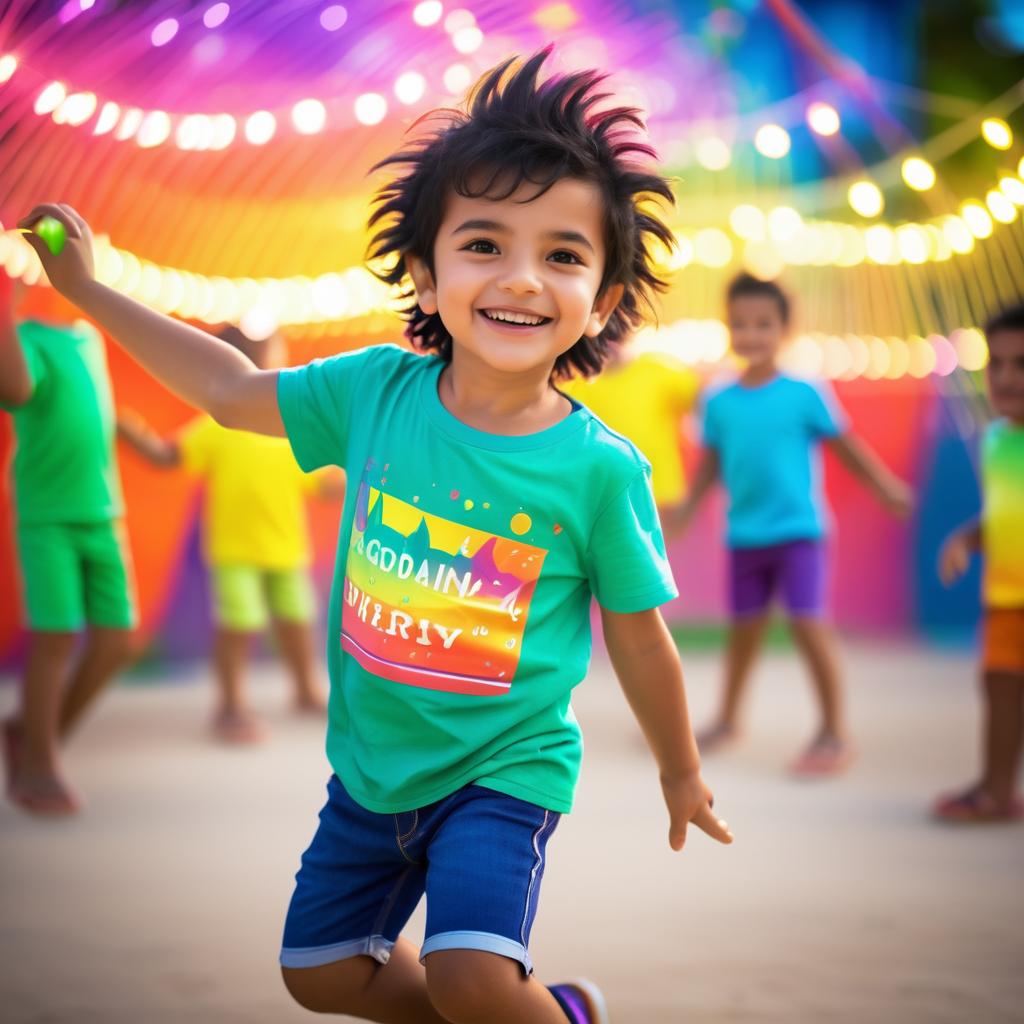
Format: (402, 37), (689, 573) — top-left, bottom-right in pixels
(18, 204), (95, 302)
(661, 771), (733, 851)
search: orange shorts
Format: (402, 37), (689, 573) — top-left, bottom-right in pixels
(983, 608), (1024, 675)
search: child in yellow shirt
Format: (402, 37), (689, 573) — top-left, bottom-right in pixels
(119, 326), (343, 742)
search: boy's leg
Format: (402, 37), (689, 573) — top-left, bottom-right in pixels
(699, 545), (772, 749)
(980, 670), (1024, 808)
(425, 948), (573, 1024)
(8, 630), (80, 811)
(780, 539), (851, 773)
(59, 626), (136, 737)
(9, 522), (84, 811)
(266, 568), (326, 711)
(210, 565), (266, 742)
(787, 617), (846, 740)
(60, 519), (138, 736)
(282, 937), (448, 1022)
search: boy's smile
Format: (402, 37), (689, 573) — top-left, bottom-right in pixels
(408, 176), (622, 378)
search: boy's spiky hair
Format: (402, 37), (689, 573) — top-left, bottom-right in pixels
(367, 48), (675, 379)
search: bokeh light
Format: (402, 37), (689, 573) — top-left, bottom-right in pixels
(695, 136), (731, 171)
(901, 156), (936, 191)
(292, 98), (327, 134)
(848, 180), (884, 218)
(981, 117), (1012, 149)
(806, 101), (840, 136)
(754, 123), (791, 158)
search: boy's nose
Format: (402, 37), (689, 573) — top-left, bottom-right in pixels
(496, 264), (543, 295)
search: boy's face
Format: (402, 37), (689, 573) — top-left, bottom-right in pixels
(408, 176), (623, 377)
(987, 328), (1024, 423)
(727, 294), (787, 369)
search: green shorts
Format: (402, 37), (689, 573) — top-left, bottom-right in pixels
(210, 564), (317, 632)
(17, 520), (138, 632)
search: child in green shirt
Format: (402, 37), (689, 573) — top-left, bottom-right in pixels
(0, 277), (136, 815)
(21, 51), (732, 1024)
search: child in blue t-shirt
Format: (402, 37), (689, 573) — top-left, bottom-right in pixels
(668, 274), (912, 776)
(22, 51), (731, 1024)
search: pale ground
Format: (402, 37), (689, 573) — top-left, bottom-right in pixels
(1, 641), (1022, 1024)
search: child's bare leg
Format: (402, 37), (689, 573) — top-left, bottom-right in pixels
(425, 949), (570, 1024)
(700, 613), (769, 748)
(282, 937), (449, 1022)
(980, 671), (1024, 807)
(9, 631), (79, 807)
(270, 617), (326, 711)
(787, 616), (846, 740)
(211, 628), (264, 742)
(59, 626), (136, 737)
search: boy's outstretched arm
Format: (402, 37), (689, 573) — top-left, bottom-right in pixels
(19, 204), (283, 436)
(827, 433), (913, 516)
(117, 411), (181, 468)
(938, 521), (982, 586)
(660, 446), (719, 539)
(601, 605), (733, 851)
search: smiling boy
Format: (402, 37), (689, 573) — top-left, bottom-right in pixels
(22, 51), (731, 1024)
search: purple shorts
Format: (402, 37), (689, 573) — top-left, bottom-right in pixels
(729, 539), (826, 619)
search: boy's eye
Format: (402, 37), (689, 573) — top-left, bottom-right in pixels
(463, 239), (498, 254)
(549, 249), (582, 265)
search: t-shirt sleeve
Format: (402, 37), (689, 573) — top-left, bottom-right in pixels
(177, 415), (215, 475)
(277, 347), (376, 471)
(804, 381), (847, 438)
(585, 468), (678, 612)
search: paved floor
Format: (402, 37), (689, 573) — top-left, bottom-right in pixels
(2, 641), (1022, 1023)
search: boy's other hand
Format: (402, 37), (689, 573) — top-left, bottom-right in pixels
(939, 533), (972, 586)
(18, 204), (95, 302)
(661, 772), (733, 851)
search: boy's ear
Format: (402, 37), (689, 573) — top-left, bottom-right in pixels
(406, 254), (438, 316)
(583, 283), (625, 338)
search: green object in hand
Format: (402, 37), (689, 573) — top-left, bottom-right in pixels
(35, 216), (67, 256)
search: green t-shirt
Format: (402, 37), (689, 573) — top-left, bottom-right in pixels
(5, 320), (123, 524)
(278, 344), (677, 814)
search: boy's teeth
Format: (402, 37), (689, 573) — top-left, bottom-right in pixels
(484, 309), (546, 325)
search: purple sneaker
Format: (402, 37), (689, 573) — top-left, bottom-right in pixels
(548, 979), (609, 1024)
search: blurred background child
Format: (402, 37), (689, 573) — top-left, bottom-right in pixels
(117, 325), (342, 743)
(0, 277), (136, 814)
(670, 273), (913, 775)
(934, 303), (1024, 823)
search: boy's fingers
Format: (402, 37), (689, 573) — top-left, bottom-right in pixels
(669, 820), (687, 852)
(16, 204), (82, 239)
(57, 202), (88, 236)
(692, 803), (734, 844)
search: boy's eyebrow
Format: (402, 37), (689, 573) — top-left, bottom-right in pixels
(452, 219), (596, 253)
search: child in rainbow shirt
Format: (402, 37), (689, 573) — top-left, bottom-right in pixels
(935, 302), (1024, 823)
(21, 52), (732, 1024)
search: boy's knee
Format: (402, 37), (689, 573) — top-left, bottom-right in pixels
(425, 950), (523, 1023)
(92, 627), (137, 664)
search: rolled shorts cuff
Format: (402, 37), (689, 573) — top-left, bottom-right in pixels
(419, 931), (533, 974)
(280, 934), (394, 969)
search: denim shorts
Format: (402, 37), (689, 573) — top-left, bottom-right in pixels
(280, 775), (560, 974)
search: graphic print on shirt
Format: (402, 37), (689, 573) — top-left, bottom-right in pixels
(342, 463), (548, 696)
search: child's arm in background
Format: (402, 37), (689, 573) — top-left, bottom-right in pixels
(19, 204), (283, 435)
(660, 446), (719, 539)
(938, 521), (982, 586)
(601, 605), (733, 851)
(826, 433), (913, 516)
(315, 468), (347, 502)
(117, 410), (181, 468)
(0, 278), (32, 408)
